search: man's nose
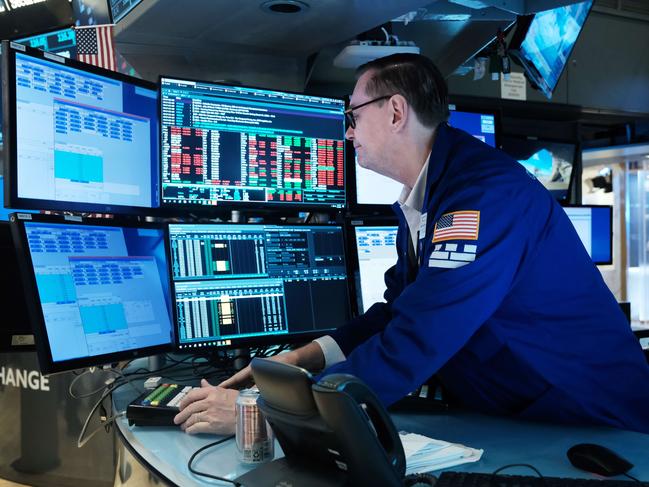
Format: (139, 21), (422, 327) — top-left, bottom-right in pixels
(345, 125), (354, 140)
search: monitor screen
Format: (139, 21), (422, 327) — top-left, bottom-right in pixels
(160, 77), (346, 210)
(3, 42), (160, 214)
(168, 223), (351, 350)
(563, 205), (612, 265)
(109, 0), (143, 22)
(353, 225), (398, 313)
(0, 28), (76, 147)
(0, 0), (73, 41)
(510, 1), (593, 98)
(15, 27), (77, 58)
(353, 110), (497, 207)
(501, 136), (574, 200)
(12, 215), (174, 373)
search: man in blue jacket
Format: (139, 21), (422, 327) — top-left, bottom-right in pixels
(175, 54), (649, 435)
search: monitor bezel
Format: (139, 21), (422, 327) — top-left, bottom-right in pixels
(508, 1), (593, 99)
(559, 203), (613, 266)
(0, 220), (35, 352)
(158, 75), (347, 214)
(168, 220), (354, 352)
(2, 41), (161, 216)
(10, 212), (176, 374)
(346, 216), (399, 316)
(347, 106), (500, 214)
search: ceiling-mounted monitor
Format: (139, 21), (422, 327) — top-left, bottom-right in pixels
(160, 77), (346, 211)
(2, 41), (160, 214)
(509, 1), (593, 99)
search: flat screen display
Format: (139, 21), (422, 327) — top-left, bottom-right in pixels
(353, 225), (398, 312)
(168, 223), (351, 350)
(160, 77), (346, 210)
(501, 136), (575, 201)
(512, 1), (592, 98)
(3, 43), (160, 214)
(563, 205), (612, 265)
(12, 216), (174, 373)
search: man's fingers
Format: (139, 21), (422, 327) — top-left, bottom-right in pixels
(174, 398), (207, 425)
(218, 365), (252, 388)
(178, 386), (210, 410)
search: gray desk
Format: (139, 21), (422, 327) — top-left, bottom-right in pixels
(113, 383), (649, 486)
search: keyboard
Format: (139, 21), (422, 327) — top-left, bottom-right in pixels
(436, 472), (648, 487)
(126, 383), (197, 426)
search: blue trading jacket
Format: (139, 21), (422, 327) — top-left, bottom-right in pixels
(326, 123), (649, 433)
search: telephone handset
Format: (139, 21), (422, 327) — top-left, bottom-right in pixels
(235, 357), (406, 487)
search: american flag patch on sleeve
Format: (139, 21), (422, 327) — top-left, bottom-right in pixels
(432, 210), (480, 243)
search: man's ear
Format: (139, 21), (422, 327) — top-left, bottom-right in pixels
(388, 94), (408, 132)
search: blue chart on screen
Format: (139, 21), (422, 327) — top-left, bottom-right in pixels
(14, 52), (159, 210)
(168, 224), (350, 349)
(448, 111), (496, 148)
(24, 222), (172, 363)
(354, 226), (398, 312)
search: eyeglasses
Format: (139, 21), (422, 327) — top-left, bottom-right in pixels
(344, 94), (394, 129)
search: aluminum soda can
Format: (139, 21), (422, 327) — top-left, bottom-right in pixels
(235, 388), (274, 464)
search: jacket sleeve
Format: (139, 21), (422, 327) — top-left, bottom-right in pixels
(327, 224), (408, 355)
(320, 185), (542, 406)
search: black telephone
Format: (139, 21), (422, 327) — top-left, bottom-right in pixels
(235, 357), (407, 487)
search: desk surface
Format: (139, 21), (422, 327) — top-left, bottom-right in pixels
(113, 382), (649, 487)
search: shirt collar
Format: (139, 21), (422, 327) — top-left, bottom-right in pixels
(398, 150), (431, 212)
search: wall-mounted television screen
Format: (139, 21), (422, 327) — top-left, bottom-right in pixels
(509, 0), (593, 99)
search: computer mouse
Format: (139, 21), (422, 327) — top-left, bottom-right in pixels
(566, 443), (634, 477)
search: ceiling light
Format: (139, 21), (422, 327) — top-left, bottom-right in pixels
(260, 0), (309, 14)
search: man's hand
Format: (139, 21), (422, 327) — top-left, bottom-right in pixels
(218, 341), (325, 389)
(218, 349), (299, 389)
(173, 379), (239, 435)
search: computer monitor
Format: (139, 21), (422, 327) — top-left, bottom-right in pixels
(11, 214), (174, 374)
(501, 136), (575, 201)
(168, 223), (351, 350)
(2, 41), (160, 215)
(0, 0), (74, 41)
(562, 205), (612, 265)
(109, 0), (144, 23)
(0, 177), (39, 221)
(351, 223), (398, 313)
(15, 26), (77, 58)
(160, 77), (346, 211)
(0, 28), (76, 147)
(351, 109), (498, 208)
(509, 1), (593, 99)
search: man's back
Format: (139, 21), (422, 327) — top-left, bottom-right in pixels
(432, 127), (649, 433)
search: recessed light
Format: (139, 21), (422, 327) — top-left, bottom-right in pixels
(260, 0), (309, 14)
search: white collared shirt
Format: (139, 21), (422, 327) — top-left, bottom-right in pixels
(314, 153), (432, 368)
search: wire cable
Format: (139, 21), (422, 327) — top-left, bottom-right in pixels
(187, 435), (240, 485)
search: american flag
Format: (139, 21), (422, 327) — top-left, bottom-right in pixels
(75, 25), (116, 71)
(432, 210), (480, 243)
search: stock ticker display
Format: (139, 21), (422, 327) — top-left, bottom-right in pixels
(168, 224), (350, 349)
(160, 78), (346, 209)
